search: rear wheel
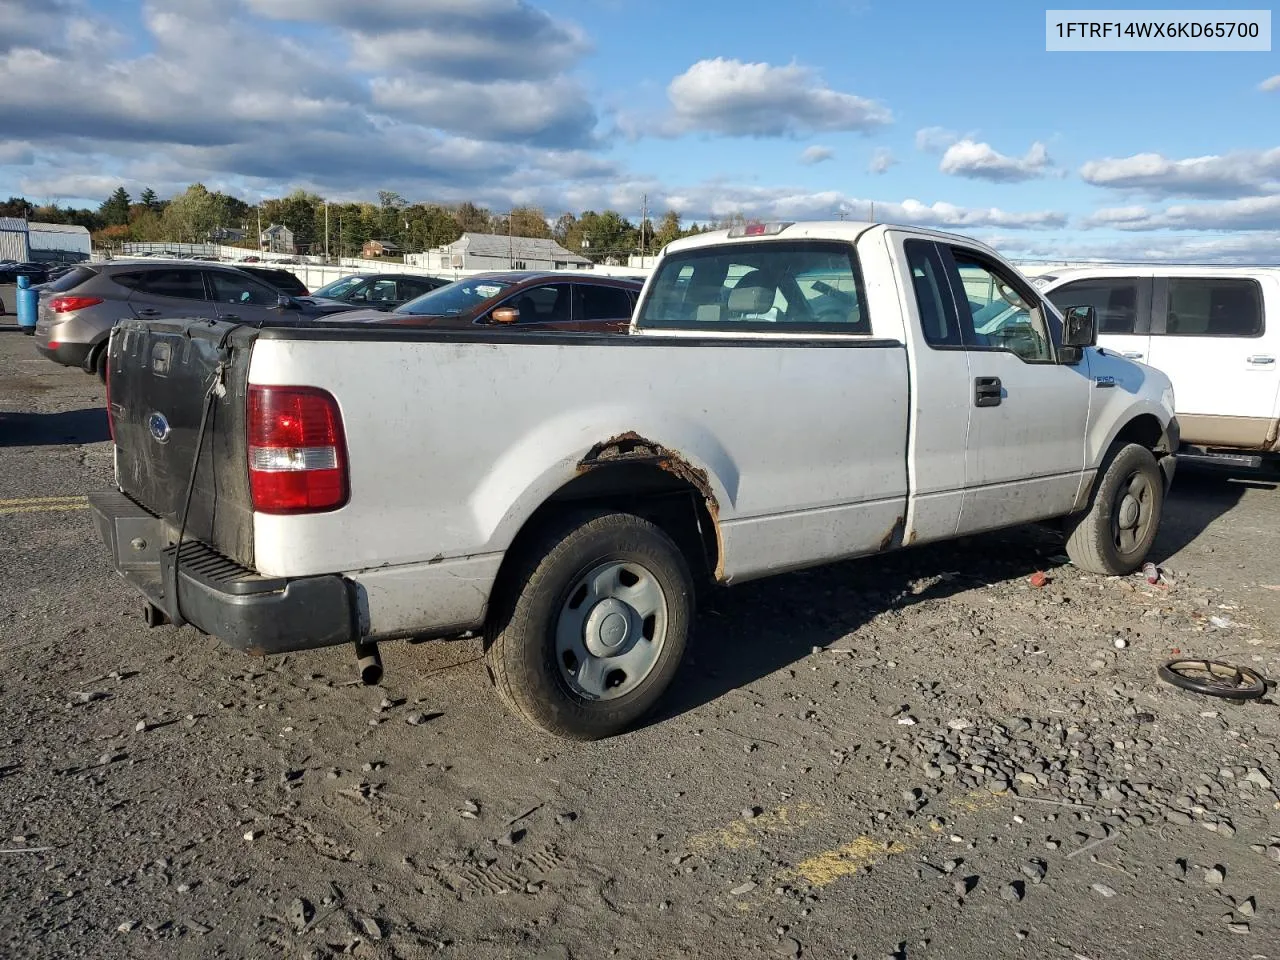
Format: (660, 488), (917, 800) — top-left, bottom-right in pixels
(90, 343), (107, 382)
(1065, 442), (1163, 575)
(485, 509), (693, 740)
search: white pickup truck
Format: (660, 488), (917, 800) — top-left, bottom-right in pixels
(90, 221), (1178, 739)
(1034, 266), (1280, 470)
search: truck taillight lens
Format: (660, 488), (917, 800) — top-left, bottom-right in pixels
(248, 385), (348, 514)
(48, 295), (104, 313)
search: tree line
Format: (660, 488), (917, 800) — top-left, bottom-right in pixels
(0, 185), (735, 263)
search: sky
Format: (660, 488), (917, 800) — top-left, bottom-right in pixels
(0, 0), (1278, 261)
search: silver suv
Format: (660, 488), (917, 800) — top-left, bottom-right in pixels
(34, 261), (324, 379)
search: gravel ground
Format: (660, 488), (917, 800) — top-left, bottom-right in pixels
(2, 327), (1279, 960)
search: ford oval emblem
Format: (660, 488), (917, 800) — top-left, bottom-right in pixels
(147, 412), (171, 443)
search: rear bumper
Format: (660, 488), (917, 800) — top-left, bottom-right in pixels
(88, 489), (357, 655)
(35, 339), (93, 369)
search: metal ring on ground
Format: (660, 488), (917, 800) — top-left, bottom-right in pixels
(1157, 658), (1267, 701)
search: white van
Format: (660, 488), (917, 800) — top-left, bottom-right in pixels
(1037, 267), (1280, 467)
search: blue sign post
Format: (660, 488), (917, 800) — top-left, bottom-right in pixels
(16, 275), (37, 335)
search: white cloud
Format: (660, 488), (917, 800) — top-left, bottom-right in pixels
(370, 76), (597, 147)
(1260, 75), (1280, 92)
(245, 0), (590, 81)
(660, 58), (891, 138)
(1079, 149), (1280, 198)
(939, 139), (1051, 182)
(993, 232), (1280, 265)
(868, 146), (897, 174)
(1081, 195), (1280, 231)
(915, 126), (959, 153)
(800, 145), (835, 165)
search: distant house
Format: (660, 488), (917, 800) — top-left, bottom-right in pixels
(407, 233), (592, 272)
(209, 226), (245, 242)
(260, 223), (295, 254)
(29, 222), (92, 261)
(362, 239), (400, 258)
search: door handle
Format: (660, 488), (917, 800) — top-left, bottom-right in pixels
(1247, 355), (1275, 365)
(1119, 351), (1144, 360)
(974, 376), (1002, 407)
(136, 308), (161, 317)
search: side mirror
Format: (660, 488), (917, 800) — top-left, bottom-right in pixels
(1062, 305), (1097, 347)
(277, 294), (297, 310)
(491, 306), (518, 324)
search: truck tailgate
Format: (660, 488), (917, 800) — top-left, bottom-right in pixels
(108, 318), (258, 566)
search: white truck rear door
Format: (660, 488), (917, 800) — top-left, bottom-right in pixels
(1047, 275), (1153, 365)
(1144, 275), (1280, 449)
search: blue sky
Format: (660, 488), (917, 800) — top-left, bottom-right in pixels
(1, 0), (1278, 260)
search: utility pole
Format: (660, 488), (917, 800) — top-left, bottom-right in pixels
(640, 193), (647, 261)
(324, 201), (330, 263)
(256, 206), (262, 254)
(508, 212), (513, 268)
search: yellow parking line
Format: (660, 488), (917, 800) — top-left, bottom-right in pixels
(0, 495), (88, 507)
(0, 503), (91, 515)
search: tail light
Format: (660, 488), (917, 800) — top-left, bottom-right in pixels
(248, 385), (348, 514)
(48, 295), (104, 313)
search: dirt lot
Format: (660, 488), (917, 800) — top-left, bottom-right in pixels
(2, 326), (1280, 960)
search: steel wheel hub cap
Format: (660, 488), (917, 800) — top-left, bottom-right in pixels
(554, 560), (669, 701)
(585, 598), (632, 657)
(1118, 494), (1141, 529)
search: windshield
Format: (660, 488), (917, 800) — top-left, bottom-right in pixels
(394, 278), (514, 316)
(312, 276), (367, 299)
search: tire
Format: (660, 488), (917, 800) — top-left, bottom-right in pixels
(485, 509), (694, 740)
(91, 344), (107, 382)
(1065, 442), (1164, 575)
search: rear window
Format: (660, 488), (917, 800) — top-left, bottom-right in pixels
(637, 240), (870, 334)
(48, 266), (98, 293)
(1163, 278), (1263, 337)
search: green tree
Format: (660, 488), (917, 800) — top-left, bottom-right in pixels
(575, 210), (637, 263)
(99, 187), (132, 227)
(139, 187), (161, 212)
(452, 201), (491, 234)
(552, 212), (577, 247)
(0, 196), (35, 219)
(653, 210), (683, 250)
(162, 183), (226, 241)
(506, 205), (551, 239)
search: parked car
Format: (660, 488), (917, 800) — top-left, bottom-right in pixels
(1037, 267), (1279, 469)
(306, 273), (448, 311)
(32, 261), (346, 379)
(89, 220), (1176, 740)
(0, 263), (49, 285)
(237, 265), (310, 298)
(329, 271), (644, 332)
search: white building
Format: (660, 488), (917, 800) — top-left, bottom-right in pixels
(0, 217), (27, 261)
(408, 233), (592, 272)
(260, 223), (295, 254)
(29, 222), (91, 261)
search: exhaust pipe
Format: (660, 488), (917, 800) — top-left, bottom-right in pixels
(355, 641), (382, 685)
(142, 602), (170, 628)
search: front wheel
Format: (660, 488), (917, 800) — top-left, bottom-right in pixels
(485, 509), (693, 740)
(1064, 442), (1164, 575)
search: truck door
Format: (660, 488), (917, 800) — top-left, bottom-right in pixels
(1143, 276), (1278, 449)
(1046, 275), (1152, 365)
(938, 246), (1092, 533)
